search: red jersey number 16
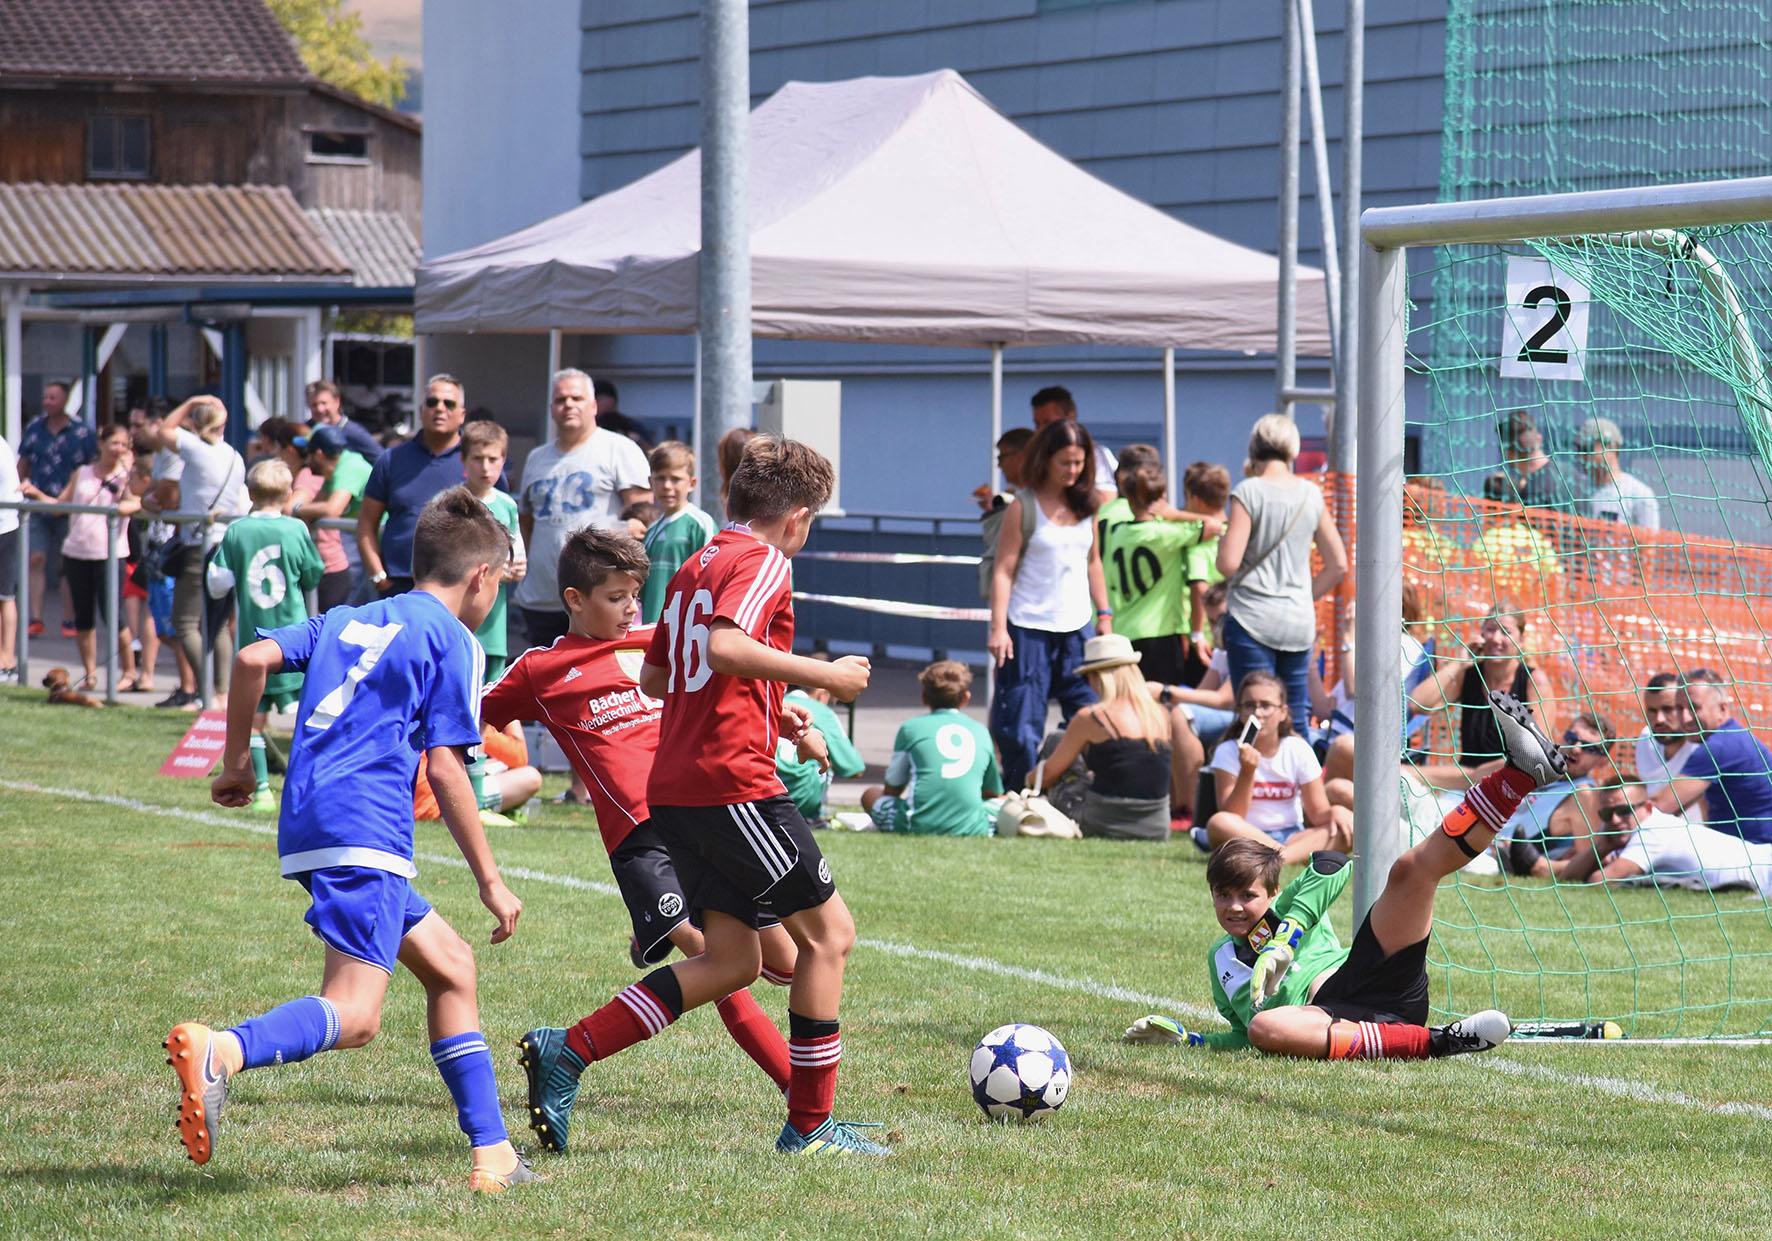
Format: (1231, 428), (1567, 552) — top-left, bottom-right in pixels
(660, 588), (715, 693)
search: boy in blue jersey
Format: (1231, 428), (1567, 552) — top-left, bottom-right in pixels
(163, 486), (536, 1194)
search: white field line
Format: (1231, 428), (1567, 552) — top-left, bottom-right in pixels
(7, 778), (1772, 1122)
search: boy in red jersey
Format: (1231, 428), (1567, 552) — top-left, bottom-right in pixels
(517, 435), (884, 1156)
(491, 529), (808, 1153)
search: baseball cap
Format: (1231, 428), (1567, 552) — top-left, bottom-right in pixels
(293, 424), (347, 456)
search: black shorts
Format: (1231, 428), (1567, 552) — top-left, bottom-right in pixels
(608, 822), (691, 965)
(651, 795), (837, 928)
(1311, 914), (1431, 1026)
(1131, 634), (1187, 688)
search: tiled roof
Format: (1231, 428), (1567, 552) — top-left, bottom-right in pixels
(0, 183), (351, 282)
(0, 0), (309, 86)
(306, 208), (419, 288)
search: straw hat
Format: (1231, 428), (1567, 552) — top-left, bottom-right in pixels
(1076, 632), (1141, 674)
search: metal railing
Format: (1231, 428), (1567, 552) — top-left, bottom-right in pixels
(3, 500), (354, 705)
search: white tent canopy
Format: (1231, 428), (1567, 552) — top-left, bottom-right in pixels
(416, 68), (1330, 354)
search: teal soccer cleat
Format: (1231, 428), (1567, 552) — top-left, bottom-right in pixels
(516, 1027), (585, 1154)
(775, 1117), (892, 1156)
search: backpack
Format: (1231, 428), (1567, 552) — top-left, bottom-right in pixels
(977, 487), (1038, 600)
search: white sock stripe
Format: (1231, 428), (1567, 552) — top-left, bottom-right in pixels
(432, 1040), (490, 1065)
(1465, 788), (1505, 831)
(789, 1047), (843, 1065)
(760, 966), (794, 985)
(1362, 1021), (1383, 1059)
(313, 996), (340, 1053)
(618, 985), (670, 1034)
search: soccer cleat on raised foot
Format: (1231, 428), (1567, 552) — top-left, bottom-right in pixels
(469, 1152), (541, 1193)
(1429, 1009), (1512, 1058)
(1488, 691), (1567, 787)
(516, 1027), (584, 1154)
(164, 1022), (230, 1165)
(248, 788), (277, 816)
(775, 1117), (892, 1156)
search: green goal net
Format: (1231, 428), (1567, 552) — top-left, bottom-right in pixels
(1401, 1), (1772, 1040)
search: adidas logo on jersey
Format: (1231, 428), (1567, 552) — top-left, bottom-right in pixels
(562, 667), (582, 684)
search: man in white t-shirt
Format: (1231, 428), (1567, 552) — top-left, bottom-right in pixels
(514, 367), (652, 650)
(1575, 416), (1659, 529)
(1508, 781), (1772, 899)
(1634, 673), (1700, 810)
(1031, 386), (1117, 496)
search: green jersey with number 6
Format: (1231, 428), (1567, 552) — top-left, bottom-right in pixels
(208, 512), (323, 699)
(1101, 516), (1202, 642)
(884, 709), (1002, 836)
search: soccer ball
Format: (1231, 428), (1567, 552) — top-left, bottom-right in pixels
(968, 1023), (1071, 1122)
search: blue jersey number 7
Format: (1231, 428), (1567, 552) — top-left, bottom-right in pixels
(306, 620), (404, 732)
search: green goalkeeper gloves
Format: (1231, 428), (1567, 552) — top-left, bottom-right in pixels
(1123, 1015), (1205, 1047)
(1250, 917), (1305, 1011)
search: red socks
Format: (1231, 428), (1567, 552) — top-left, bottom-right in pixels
(716, 990), (791, 1092)
(566, 970), (682, 1065)
(1442, 765), (1539, 854)
(1327, 1019), (1431, 1061)
(786, 1013), (841, 1135)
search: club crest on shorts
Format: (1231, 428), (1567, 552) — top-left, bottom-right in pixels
(658, 892), (684, 918)
(615, 647), (646, 684)
(817, 858), (831, 884)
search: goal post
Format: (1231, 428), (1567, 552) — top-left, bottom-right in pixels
(1351, 175), (1772, 1040)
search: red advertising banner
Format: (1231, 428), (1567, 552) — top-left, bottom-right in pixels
(159, 709), (228, 778)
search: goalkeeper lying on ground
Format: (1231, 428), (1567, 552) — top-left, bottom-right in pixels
(1127, 691), (1562, 1060)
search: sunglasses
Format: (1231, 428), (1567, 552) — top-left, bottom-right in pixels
(1598, 801), (1645, 821)
(1561, 730), (1609, 754)
(424, 396), (460, 410)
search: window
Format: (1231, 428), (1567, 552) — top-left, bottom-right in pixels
(88, 115), (150, 179)
(308, 130), (369, 162)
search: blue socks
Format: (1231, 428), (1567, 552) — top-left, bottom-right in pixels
(228, 996), (340, 1070)
(431, 1032), (507, 1147)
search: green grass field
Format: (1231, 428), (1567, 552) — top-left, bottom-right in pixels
(5, 686), (1772, 1239)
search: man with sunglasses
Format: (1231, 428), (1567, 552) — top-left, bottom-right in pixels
(358, 375), (470, 596)
(1504, 777), (1772, 899)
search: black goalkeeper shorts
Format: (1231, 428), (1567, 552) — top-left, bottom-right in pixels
(1311, 914), (1431, 1026)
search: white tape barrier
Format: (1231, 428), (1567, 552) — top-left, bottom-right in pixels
(792, 590), (990, 622)
(796, 550), (982, 566)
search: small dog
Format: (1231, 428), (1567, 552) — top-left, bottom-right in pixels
(42, 667), (103, 709)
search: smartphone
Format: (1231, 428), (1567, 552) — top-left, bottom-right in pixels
(1238, 715), (1261, 748)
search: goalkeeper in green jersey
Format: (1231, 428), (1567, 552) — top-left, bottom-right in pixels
(1127, 693), (1564, 1060)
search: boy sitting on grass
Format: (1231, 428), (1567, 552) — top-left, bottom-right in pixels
(1127, 691), (1562, 1060)
(859, 660), (1004, 836)
(778, 665), (866, 828)
(206, 459), (323, 813)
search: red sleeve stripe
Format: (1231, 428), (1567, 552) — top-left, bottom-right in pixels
(734, 548), (789, 635)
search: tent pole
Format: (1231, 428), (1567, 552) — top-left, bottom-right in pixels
(1298, 0), (1340, 348)
(1277, 0), (1301, 415)
(546, 328), (562, 446)
(692, 331), (703, 506)
(990, 343), (1004, 491)
(698, 0), (753, 527)
(1333, 0), (1364, 479)
(1162, 347), (1177, 500)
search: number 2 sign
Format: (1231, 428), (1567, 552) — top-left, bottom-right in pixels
(1500, 255), (1590, 382)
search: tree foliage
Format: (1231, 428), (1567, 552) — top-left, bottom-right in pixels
(267, 0), (408, 109)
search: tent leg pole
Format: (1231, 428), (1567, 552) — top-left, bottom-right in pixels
(1277, 0), (1301, 415)
(546, 328), (562, 447)
(1298, 0), (1339, 348)
(699, 0), (753, 528)
(1162, 347), (1177, 500)
(990, 343), (1003, 491)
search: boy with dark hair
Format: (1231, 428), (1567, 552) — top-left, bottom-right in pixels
(490, 527), (801, 1154)
(1127, 692), (1561, 1060)
(167, 486), (534, 1192)
(639, 440), (715, 623)
(517, 435), (887, 1156)
(860, 660), (1003, 836)
(206, 459), (323, 813)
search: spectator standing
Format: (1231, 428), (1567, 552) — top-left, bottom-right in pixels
(1094, 443), (1162, 538)
(987, 419), (1112, 791)
(514, 368), (652, 649)
(716, 426), (754, 510)
(1636, 672), (1700, 806)
(137, 403), (199, 707)
(22, 422), (139, 690)
(17, 380), (96, 636)
(359, 374), (470, 596)
(0, 431), (19, 681)
(1180, 461), (1231, 684)
(1217, 414), (1348, 735)
(304, 379), (384, 460)
(1100, 461), (1215, 688)
(1652, 671), (1772, 843)
(149, 397), (248, 709)
(639, 441), (715, 624)
(975, 427), (1034, 600)
(1575, 416), (1660, 529)
(1030, 386), (1117, 497)
(1485, 410), (1580, 511)
(290, 424), (372, 611)
(591, 378), (652, 450)
(460, 421), (526, 683)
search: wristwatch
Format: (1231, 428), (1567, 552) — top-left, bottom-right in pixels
(371, 570), (388, 585)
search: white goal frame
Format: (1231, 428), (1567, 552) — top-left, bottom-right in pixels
(1350, 175), (1772, 917)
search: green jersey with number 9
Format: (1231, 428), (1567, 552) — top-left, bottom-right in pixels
(884, 709), (1002, 836)
(1100, 516), (1201, 643)
(208, 512), (324, 700)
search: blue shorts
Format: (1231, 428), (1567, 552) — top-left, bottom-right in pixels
(297, 866), (433, 974)
(147, 574), (175, 638)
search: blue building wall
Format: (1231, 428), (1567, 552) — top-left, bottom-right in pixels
(561, 0), (1451, 519)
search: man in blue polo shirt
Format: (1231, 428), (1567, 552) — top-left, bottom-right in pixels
(18, 380), (96, 636)
(358, 375), (468, 595)
(1653, 669), (1772, 844)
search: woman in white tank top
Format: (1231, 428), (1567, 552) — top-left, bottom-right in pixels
(987, 420), (1113, 790)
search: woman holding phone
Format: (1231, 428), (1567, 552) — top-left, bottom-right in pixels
(1205, 670), (1350, 863)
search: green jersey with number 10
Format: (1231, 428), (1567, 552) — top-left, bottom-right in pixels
(208, 512), (324, 699)
(1101, 516), (1203, 642)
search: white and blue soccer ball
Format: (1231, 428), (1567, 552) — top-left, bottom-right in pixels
(968, 1023), (1071, 1122)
